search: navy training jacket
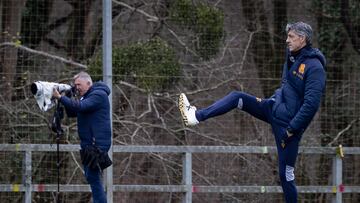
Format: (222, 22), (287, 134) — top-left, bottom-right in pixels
(272, 45), (326, 134)
(59, 82), (111, 150)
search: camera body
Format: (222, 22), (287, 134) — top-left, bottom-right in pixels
(31, 81), (73, 111)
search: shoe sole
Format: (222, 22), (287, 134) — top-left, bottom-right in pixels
(178, 94), (189, 126)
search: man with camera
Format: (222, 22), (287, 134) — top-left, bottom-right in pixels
(53, 71), (111, 203)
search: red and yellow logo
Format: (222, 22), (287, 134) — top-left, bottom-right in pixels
(298, 64), (305, 74)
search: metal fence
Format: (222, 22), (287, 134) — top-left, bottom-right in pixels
(0, 144), (359, 203)
(1, 0), (360, 202)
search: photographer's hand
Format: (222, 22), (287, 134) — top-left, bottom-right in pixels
(52, 88), (61, 100)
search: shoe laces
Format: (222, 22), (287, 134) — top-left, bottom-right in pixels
(186, 105), (196, 111)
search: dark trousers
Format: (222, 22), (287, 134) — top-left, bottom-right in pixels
(196, 91), (299, 203)
(84, 165), (107, 203)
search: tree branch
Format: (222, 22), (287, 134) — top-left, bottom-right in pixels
(327, 118), (359, 146)
(112, 0), (159, 22)
(185, 30), (255, 95)
(0, 42), (87, 69)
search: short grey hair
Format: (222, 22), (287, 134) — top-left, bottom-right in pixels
(74, 71), (93, 85)
(286, 22), (313, 44)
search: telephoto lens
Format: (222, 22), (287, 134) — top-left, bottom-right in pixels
(31, 81), (72, 111)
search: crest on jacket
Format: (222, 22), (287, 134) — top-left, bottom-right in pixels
(298, 64), (305, 74)
(292, 63), (305, 80)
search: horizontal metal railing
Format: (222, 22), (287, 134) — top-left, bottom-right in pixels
(0, 144), (360, 202)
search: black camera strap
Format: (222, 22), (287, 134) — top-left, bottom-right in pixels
(51, 101), (64, 203)
(51, 103), (64, 135)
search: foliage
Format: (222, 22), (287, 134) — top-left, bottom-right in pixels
(170, 0), (224, 60)
(88, 38), (181, 92)
(312, 0), (344, 58)
(312, 0), (360, 58)
(312, 0), (360, 148)
(349, 0), (360, 22)
(169, 0), (195, 27)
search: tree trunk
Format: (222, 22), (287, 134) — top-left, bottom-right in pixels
(0, 0), (26, 101)
(340, 0), (360, 55)
(65, 0), (94, 60)
(241, 0), (277, 97)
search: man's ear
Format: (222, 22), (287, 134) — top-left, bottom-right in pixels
(300, 36), (306, 45)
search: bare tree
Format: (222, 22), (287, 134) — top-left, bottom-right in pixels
(0, 0), (27, 100)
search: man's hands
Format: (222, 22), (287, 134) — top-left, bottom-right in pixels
(52, 88), (61, 100)
(281, 127), (295, 148)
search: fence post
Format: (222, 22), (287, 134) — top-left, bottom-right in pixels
(332, 145), (344, 203)
(23, 151), (32, 203)
(102, 0), (113, 202)
(182, 152), (192, 203)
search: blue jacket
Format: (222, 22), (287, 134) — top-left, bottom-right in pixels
(272, 45), (326, 134)
(60, 82), (111, 150)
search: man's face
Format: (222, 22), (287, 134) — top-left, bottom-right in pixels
(74, 78), (91, 96)
(286, 30), (306, 52)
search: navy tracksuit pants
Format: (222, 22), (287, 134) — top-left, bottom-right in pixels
(196, 91), (300, 203)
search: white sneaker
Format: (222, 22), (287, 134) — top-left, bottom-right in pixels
(178, 93), (199, 126)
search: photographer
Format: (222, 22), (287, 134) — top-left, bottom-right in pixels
(53, 71), (111, 203)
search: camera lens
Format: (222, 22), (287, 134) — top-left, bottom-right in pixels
(31, 83), (38, 95)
